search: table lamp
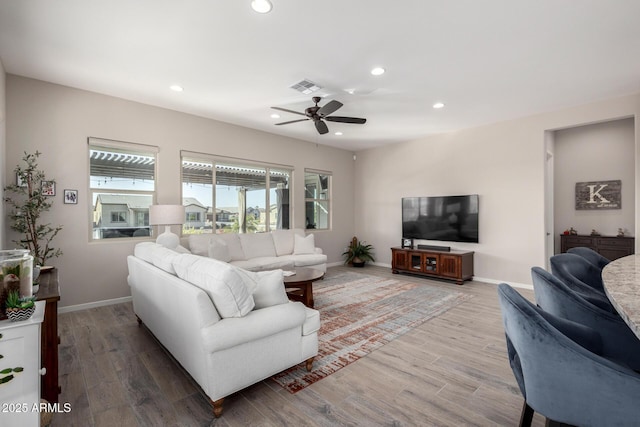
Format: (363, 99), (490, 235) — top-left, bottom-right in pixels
(149, 204), (185, 249)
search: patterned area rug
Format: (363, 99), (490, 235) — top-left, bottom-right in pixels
(272, 271), (473, 393)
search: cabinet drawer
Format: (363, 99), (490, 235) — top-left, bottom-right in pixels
(596, 238), (634, 249)
(564, 236), (593, 245)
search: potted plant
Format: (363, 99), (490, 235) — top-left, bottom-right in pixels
(3, 151), (63, 267)
(342, 237), (375, 267)
(4, 290), (36, 322)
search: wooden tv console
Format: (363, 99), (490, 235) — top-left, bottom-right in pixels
(391, 247), (474, 285)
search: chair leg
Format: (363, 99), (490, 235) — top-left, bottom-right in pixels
(519, 401), (534, 427)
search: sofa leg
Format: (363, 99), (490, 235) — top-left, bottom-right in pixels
(211, 398), (224, 418)
(305, 356), (315, 372)
(136, 315), (142, 326)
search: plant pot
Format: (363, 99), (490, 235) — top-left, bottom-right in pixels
(6, 306), (35, 322)
(352, 261), (365, 268)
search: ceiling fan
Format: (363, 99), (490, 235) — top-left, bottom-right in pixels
(271, 96), (367, 135)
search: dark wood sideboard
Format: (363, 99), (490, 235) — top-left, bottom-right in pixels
(391, 247), (474, 285)
(560, 234), (635, 261)
(36, 268), (61, 403)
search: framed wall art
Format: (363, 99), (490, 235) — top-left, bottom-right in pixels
(41, 181), (55, 196)
(64, 189), (78, 204)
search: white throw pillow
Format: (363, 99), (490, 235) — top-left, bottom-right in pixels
(172, 254), (255, 318)
(237, 269), (289, 310)
(294, 233), (316, 255)
(208, 237), (231, 262)
(239, 233), (277, 259)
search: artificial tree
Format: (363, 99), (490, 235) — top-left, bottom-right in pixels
(3, 151), (63, 266)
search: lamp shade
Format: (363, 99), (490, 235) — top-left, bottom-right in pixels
(149, 204), (185, 226)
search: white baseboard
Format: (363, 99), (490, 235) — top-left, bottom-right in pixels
(58, 296), (133, 314)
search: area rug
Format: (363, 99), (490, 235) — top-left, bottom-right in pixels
(272, 271), (473, 393)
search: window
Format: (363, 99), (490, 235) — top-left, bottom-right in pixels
(110, 211), (127, 223)
(181, 152), (292, 234)
(186, 212), (201, 222)
(305, 170), (331, 230)
(89, 137), (157, 240)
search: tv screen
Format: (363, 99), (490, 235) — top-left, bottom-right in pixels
(402, 195), (479, 243)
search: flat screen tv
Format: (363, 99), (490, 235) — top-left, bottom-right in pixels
(402, 195), (479, 243)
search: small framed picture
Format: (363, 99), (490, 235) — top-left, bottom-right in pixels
(402, 238), (413, 249)
(41, 181), (55, 196)
(64, 189), (78, 204)
(16, 173), (27, 187)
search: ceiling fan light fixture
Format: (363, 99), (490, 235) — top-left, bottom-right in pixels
(433, 102), (445, 109)
(169, 85), (183, 92)
(335, 131), (343, 136)
(270, 113), (280, 119)
(251, 0), (272, 14)
(370, 67), (385, 76)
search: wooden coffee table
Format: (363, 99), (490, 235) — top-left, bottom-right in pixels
(283, 267), (324, 308)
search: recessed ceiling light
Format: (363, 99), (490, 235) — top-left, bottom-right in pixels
(251, 0), (272, 13)
(433, 102), (445, 109)
(271, 113), (280, 119)
(370, 67), (385, 76)
(334, 131), (343, 136)
(170, 85), (183, 92)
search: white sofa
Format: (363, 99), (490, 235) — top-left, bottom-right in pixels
(127, 242), (320, 417)
(185, 228), (327, 273)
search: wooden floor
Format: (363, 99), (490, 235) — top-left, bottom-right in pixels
(51, 265), (547, 426)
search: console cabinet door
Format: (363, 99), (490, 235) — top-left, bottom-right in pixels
(439, 254), (461, 279)
(423, 254), (439, 275)
(392, 250), (408, 271)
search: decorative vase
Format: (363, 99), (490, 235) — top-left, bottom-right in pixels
(1, 250), (34, 319)
(6, 306), (36, 322)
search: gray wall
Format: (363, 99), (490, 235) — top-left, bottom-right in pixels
(553, 118), (635, 251)
(5, 75), (355, 308)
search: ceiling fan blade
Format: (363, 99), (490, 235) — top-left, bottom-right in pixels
(275, 118), (310, 125)
(325, 116), (367, 124)
(271, 106), (307, 116)
(317, 100), (343, 117)
(315, 120), (329, 134)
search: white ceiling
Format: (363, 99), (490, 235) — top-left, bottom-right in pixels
(1, 0), (640, 151)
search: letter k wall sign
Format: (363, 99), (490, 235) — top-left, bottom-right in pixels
(575, 180), (621, 210)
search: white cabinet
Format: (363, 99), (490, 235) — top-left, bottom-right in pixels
(0, 302), (44, 427)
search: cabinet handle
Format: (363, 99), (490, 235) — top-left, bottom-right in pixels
(39, 367), (47, 376)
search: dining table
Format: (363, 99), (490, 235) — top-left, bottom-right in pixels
(602, 254), (640, 339)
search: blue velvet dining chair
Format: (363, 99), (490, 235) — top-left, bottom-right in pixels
(531, 266), (640, 371)
(497, 283), (640, 427)
(567, 246), (610, 270)
(549, 253), (616, 313)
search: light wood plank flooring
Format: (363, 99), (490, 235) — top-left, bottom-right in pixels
(51, 265), (546, 426)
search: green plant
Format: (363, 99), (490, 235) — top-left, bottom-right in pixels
(4, 290), (35, 310)
(342, 237), (375, 265)
(3, 151), (63, 266)
(0, 333), (24, 385)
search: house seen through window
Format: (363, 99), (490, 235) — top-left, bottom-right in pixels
(181, 153), (291, 234)
(89, 137), (157, 240)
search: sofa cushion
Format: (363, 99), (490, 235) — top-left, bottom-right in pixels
(188, 234), (211, 257)
(239, 233), (277, 259)
(189, 233), (245, 261)
(294, 234), (316, 255)
(237, 269), (289, 309)
(134, 241), (157, 263)
(208, 238), (231, 262)
(150, 244), (182, 275)
(231, 257), (295, 272)
(271, 229), (296, 256)
(172, 254), (255, 318)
